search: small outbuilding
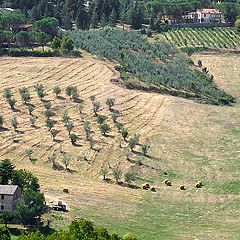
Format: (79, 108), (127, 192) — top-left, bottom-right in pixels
(0, 185), (21, 212)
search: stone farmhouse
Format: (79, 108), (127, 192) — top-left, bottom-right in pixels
(0, 185), (21, 212)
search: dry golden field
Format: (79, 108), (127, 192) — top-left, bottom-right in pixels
(0, 53), (240, 239)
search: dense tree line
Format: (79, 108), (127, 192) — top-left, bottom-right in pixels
(0, 0), (239, 31)
(0, 219), (138, 239)
(68, 28), (234, 105)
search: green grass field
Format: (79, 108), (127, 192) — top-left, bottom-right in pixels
(155, 27), (240, 50)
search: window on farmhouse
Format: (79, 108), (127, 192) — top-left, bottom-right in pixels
(1, 195), (4, 199)
(0, 205), (4, 210)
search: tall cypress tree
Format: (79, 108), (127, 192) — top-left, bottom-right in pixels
(75, 0), (90, 30)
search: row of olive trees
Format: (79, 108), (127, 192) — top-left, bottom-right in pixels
(68, 29), (235, 105)
(101, 163), (137, 185)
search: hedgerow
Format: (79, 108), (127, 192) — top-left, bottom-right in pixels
(68, 29), (234, 105)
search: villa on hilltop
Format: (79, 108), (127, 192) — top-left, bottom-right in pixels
(182, 9), (222, 23)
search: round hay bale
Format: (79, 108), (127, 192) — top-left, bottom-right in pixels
(195, 183), (201, 188)
(166, 181), (172, 186)
(180, 185), (186, 190)
(144, 183), (150, 188)
(142, 184), (147, 190)
(150, 186), (156, 192)
(164, 179), (169, 185)
(197, 181), (203, 187)
(63, 188), (69, 193)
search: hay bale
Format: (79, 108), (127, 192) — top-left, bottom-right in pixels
(166, 181), (172, 186)
(142, 183), (150, 190)
(195, 183), (202, 188)
(164, 179), (169, 185)
(197, 181), (203, 187)
(150, 186), (156, 192)
(63, 188), (69, 193)
(180, 185), (186, 190)
(145, 183), (150, 189)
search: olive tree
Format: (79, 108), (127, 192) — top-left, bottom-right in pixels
(97, 115), (107, 124)
(92, 101), (101, 116)
(124, 171), (136, 184)
(106, 98), (115, 110)
(7, 98), (17, 109)
(99, 123), (111, 136)
(62, 109), (70, 125)
(128, 138), (138, 152)
(112, 167), (122, 183)
(43, 101), (51, 110)
(27, 105), (35, 115)
(46, 119), (54, 131)
(141, 144), (150, 156)
(19, 87), (31, 104)
(0, 115), (4, 127)
(83, 121), (91, 140)
(69, 133), (79, 145)
(121, 128), (128, 141)
(34, 84), (46, 100)
(26, 149), (33, 161)
(62, 153), (71, 170)
(53, 86), (61, 98)
(115, 122), (123, 132)
(3, 88), (12, 100)
(100, 164), (109, 180)
(50, 128), (60, 141)
(66, 120), (74, 135)
(11, 116), (18, 131)
(30, 116), (37, 127)
(44, 109), (55, 119)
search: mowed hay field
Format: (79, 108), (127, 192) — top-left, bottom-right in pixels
(0, 53), (240, 239)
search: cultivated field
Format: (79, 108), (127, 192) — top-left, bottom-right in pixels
(0, 53), (239, 239)
(156, 28), (240, 50)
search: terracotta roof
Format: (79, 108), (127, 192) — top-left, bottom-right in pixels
(200, 9), (220, 14)
(0, 185), (19, 195)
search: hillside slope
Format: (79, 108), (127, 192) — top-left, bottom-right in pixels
(0, 54), (239, 239)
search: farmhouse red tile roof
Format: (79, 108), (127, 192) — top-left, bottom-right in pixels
(200, 9), (220, 14)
